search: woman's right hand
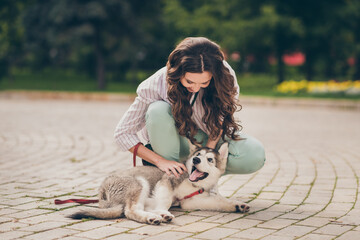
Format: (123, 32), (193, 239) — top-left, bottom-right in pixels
(155, 159), (187, 178)
(130, 144), (187, 178)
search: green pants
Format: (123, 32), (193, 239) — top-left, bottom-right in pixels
(145, 101), (265, 174)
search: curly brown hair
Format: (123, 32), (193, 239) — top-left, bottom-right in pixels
(166, 37), (242, 144)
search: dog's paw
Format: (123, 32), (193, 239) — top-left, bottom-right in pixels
(160, 213), (174, 223)
(150, 210), (174, 223)
(147, 215), (162, 225)
(235, 202), (250, 213)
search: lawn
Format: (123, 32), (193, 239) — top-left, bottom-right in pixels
(0, 68), (359, 100)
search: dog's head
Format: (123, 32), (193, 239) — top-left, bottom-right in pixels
(185, 141), (229, 190)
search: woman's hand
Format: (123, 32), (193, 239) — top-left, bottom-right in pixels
(155, 159), (187, 178)
(130, 144), (187, 178)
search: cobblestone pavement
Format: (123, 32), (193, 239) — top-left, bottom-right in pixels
(0, 98), (359, 240)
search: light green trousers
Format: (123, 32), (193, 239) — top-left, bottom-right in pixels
(145, 101), (265, 174)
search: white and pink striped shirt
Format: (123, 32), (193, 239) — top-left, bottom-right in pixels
(114, 61), (239, 151)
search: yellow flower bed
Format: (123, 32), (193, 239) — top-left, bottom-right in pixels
(276, 80), (360, 95)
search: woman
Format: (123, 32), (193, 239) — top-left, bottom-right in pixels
(114, 37), (265, 177)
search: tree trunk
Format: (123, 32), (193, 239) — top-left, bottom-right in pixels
(277, 52), (285, 84)
(305, 50), (314, 81)
(353, 52), (360, 80)
(325, 57), (335, 79)
(275, 27), (285, 84)
(0, 59), (8, 82)
(95, 28), (106, 90)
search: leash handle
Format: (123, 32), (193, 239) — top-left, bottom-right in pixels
(54, 199), (99, 205)
(133, 142), (143, 167)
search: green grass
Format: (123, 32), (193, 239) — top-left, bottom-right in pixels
(0, 69), (278, 94)
(0, 68), (359, 100)
(237, 73), (278, 95)
(0, 68), (138, 93)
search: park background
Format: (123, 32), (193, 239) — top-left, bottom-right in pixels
(0, 0), (360, 98)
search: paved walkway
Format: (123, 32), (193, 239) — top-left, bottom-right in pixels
(0, 97), (359, 240)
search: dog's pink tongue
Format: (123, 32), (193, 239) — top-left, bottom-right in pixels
(189, 169), (204, 181)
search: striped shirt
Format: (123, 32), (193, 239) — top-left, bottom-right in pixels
(114, 61), (239, 151)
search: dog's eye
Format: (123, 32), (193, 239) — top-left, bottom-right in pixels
(207, 158), (213, 162)
(196, 153), (201, 156)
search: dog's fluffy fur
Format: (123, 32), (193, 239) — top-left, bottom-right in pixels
(69, 142), (249, 224)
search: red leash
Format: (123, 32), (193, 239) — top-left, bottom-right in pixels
(54, 199), (98, 205)
(178, 188), (205, 201)
(55, 142), (144, 205)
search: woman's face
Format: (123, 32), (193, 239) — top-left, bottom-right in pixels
(180, 71), (212, 93)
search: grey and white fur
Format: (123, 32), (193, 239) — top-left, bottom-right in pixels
(68, 142), (250, 224)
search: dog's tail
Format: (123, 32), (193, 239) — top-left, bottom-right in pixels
(68, 205), (124, 220)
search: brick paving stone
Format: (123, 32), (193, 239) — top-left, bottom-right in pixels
(256, 218), (297, 229)
(266, 204), (296, 213)
(17, 212), (73, 225)
(315, 210), (346, 218)
(61, 237), (90, 240)
(67, 220), (112, 231)
(130, 224), (175, 236)
(244, 210), (283, 221)
(1, 98), (360, 240)
(297, 233), (336, 240)
(23, 228), (80, 240)
(174, 222), (219, 233)
(313, 224), (354, 235)
(230, 227), (276, 239)
(257, 192), (283, 200)
(202, 213), (229, 223)
(18, 221), (66, 232)
(291, 204), (325, 214)
(0, 221), (28, 232)
(195, 227), (240, 239)
(106, 233), (145, 240)
(337, 230), (360, 240)
(206, 213), (244, 224)
(0, 217), (13, 224)
(0, 230), (29, 240)
(273, 225), (317, 238)
(261, 235), (294, 240)
(144, 231), (193, 240)
(0, 208), (21, 216)
(171, 215), (205, 226)
(222, 219), (263, 230)
(338, 211), (360, 225)
(297, 217), (331, 227)
(112, 219), (146, 229)
(5, 209), (52, 219)
(279, 212), (312, 220)
(189, 210), (221, 217)
(74, 226), (128, 239)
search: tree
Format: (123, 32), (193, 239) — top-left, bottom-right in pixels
(342, 0), (360, 80)
(0, 0), (26, 81)
(273, 0), (348, 81)
(163, 0), (303, 83)
(23, 0), (163, 90)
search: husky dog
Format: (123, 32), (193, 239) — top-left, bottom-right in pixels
(69, 142), (250, 224)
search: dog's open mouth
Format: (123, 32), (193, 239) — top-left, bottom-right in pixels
(189, 166), (209, 182)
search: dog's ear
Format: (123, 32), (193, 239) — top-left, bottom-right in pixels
(187, 138), (200, 155)
(216, 142), (229, 172)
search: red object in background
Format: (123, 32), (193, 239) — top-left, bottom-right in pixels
(231, 52), (241, 62)
(268, 55), (277, 65)
(282, 52), (306, 66)
(246, 55), (255, 63)
(347, 57), (355, 66)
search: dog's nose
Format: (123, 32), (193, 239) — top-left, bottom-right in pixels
(193, 157), (201, 165)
